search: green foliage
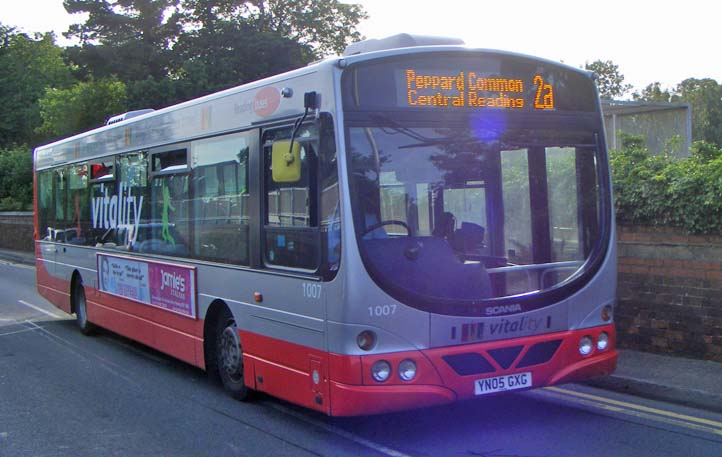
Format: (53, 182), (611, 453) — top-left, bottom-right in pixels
(0, 145), (33, 211)
(171, 19), (313, 101)
(63, 0), (183, 81)
(674, 78), (722, 146)
(36, 78), (128, 139)
(691, 140), (722, 162)
(60, 0), (366, 110)
(584, 60), (632, 99)
(240, 0), (368, 57)
(633, 82), (673, 103)
(611, 137), (722, 234)
(0, 27), (75, 147)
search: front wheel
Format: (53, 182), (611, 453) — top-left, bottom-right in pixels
(215, 309), (250, 400)
(73, 282), (96, 336)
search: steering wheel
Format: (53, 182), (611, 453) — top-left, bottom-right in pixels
(360, 220), (412, 237)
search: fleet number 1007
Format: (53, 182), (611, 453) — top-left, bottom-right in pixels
(301, 283), (322, 299)
(368, 305), (397, 317)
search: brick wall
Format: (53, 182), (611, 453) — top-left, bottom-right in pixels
(0, 212), (33, 251)
(617, 225), (722, 362)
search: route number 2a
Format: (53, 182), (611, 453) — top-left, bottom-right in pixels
(533, 75), (555, 110)
(368, 305), (397, 317)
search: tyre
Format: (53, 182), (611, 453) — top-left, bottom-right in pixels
(73, 281), (96, 336)
(215, 308), (250, 400)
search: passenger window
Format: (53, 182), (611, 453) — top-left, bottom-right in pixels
(264, 125), (319, 270)
(66, 164), (90, 245)
(38, 171), (54, 239)
(145, 147), (190, 257)
(190, 131), (254, 265)
(49, 166), (89, 244)
(54, 168), (67, 225)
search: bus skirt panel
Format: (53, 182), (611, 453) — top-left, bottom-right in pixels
(239, 324), (617, 416)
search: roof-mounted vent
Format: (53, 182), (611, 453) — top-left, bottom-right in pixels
(343, 33), (465, 56)
(106, 109), (155, 126)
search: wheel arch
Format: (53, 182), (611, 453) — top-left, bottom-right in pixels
(70, 269), (84, 314)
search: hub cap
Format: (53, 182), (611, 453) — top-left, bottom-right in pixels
(220, 325), (242, 380)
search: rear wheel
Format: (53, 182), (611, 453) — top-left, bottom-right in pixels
(73, 282), (96, 336)
(215, 308), (250, 400)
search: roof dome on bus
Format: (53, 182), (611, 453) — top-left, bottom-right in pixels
(342, 33), (465, 56)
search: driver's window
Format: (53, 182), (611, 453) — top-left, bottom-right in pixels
(263, 125), (319, 271)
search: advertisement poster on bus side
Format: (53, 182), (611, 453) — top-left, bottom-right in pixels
(97, 253), (197, 319)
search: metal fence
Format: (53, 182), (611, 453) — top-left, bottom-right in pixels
(602, 101), (692, 158)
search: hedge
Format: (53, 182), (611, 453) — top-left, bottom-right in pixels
(610, 134), (722, 234)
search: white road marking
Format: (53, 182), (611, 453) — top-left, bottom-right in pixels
(267, 403), (415, 457)
(17, 300), (66, 319)
(0, 327), (38, 337)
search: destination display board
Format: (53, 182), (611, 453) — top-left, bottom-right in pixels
(404, 70), (554, 110)
(342, 53), (598, 113)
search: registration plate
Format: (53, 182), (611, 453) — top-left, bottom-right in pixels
(474, 372), (532, 395)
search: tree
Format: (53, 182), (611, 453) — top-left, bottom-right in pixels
(239, 0), (367, 57)
(633, 82), (673, 103)
(673, 78), (722, 146)
(0, 145), (33, 210)
(584, 60), (632, 99)
(172, 18), (313, 100)
(63, 0), (183, 81)
(62, 0), (366, 110)
(36, 78), (128, 140)
(0, 26), (75, 147)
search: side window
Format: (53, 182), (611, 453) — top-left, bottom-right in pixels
(114, 152), (149, 251)
(190, 131), (255, 265)
(144, 147), (190, 257)
(66, 164), (90, 245)
(54, 168), (67, 230)
(38, 170), (55, 240)
(90, 158), (117, 245)
(264, 125), (318, 270)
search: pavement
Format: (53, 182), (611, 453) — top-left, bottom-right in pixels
(1, 247), (721, 413)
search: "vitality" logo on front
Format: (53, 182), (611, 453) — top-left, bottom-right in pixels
(451, 316), (552, 342)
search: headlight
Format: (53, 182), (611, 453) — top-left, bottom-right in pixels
(371, 360), (391, 382)
(398, 359), (417, 381)
(579, 336), (593, 356)
(597, 332), (609, 351)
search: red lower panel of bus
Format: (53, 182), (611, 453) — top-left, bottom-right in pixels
(35, 256), (205, 369)
(240, 324), (617, 416)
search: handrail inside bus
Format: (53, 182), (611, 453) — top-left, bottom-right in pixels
(486, 260), (583, 274)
